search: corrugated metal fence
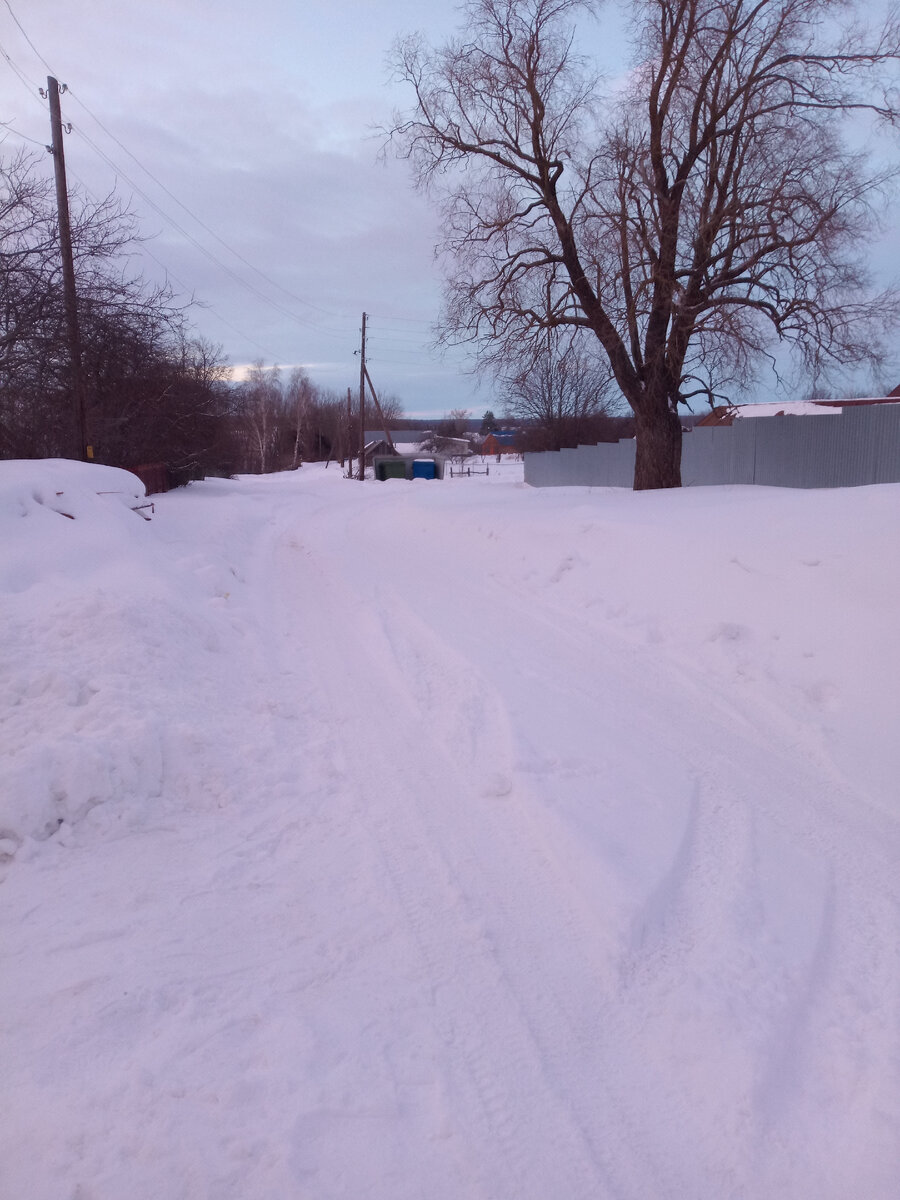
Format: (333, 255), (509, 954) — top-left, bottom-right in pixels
(524, 405), (900, 489)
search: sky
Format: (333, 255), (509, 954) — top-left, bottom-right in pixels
(0, 0), (897, 417)
(0, 0), (488, 417)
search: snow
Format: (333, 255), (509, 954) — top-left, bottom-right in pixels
(1, 457), (899, 1199)
(736, 401), (843, 417)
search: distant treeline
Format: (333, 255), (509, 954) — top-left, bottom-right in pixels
(0, 150), (402, 484)
(0, 147), (639, 482)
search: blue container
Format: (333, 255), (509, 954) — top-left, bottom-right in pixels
(412, 459), (436, 480)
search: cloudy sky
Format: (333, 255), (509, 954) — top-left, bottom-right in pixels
(0, 0), (495, 416)
(0, 0), (897, 416)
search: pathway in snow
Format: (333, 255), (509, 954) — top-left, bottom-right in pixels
(2, 465), (899, 1199)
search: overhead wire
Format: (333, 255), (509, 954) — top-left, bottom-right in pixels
(372, 331), (436, 343)
(0, 1), (451, 371)
(73, 125), (346, 334)
(0, 41), (55, 159)
(63, 85), (358, 324)
(3, 0), (390, 333)
(58, 153), (291, 364)
(0, 34), (40, 95)
(127, 244), (288, 363)
(69, 119), (355, 343)
(2, 0), (50, 74)
(0, 119), (47, 148)
(369, 310), (432, 324)
(0, 3), (359, 346)
(0, 29), (300, 365)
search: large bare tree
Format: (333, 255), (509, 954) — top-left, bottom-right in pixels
(390, 0), (900, 488)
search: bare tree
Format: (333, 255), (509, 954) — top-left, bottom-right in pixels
(283, 366), (315, 468)
(390, 0), (900, 488)
(237, 361), (283, 474)
(0, 149), (236, 478)
(0, 152), (56, 382)
(311, 389), (350, 464)
(437, 406), (471, 437)
(501, 332), (620, 448)
(362, 390), (405, 432)
(0, 150), (136, 456)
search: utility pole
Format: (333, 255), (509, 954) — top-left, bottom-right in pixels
(364, 365), (395, 451)
(46, 77), (89, 461)
(346, 387), (353, 477)
(358, 312), (366, 481)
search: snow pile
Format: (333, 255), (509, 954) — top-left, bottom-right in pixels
(1, 462), (154, 849)
(1, 459), (899, 1199)
(0, 461), (257, 858)
(0, 458), (148, 590)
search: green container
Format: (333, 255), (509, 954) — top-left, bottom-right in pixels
(380, 460), (408, 480)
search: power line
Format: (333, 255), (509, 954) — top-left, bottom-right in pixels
(369, 310), (433, 325)
(0, 2), (444, 364)
(0, 3), (358, 340)
(2, 0), (51, 74)
(0, 36), (44, 98)
(1, 0), (366, 327)
(64, 85), (358, 324)
(367, 332), (435, 347)
(0, 118), (46, 148)
(135, 245), (288, 363)
(60, 155), (289, 363)
(68, 118), (355, 342)
(368, 354), (447, 366)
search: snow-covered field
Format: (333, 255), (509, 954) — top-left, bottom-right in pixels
(1, 458), (898, 1199)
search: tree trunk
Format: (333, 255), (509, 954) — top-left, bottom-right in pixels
(292, 420), (301, 470)
(633, 404), (682, 490)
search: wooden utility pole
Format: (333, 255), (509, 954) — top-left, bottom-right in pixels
(47, 77), (89, 461)
(358, 312), (366, 480)
(364, 366), (395, 451)
(346, 387), (353, 477)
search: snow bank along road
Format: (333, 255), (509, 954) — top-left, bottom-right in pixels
(1, 460), (899, 1199)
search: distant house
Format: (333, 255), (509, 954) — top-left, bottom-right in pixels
(417, 433), (471, 457)
(363, 438), (396, 464)
(363, 430), (431, 455)
(480, 431), (520, 456)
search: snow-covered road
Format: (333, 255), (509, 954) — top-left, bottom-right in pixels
(2, 461), (899, 1198)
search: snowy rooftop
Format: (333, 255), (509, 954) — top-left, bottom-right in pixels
(736, 401), (844, 417)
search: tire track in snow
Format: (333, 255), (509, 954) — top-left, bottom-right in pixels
(344, 497), (900, 1199)
(328, 499), (754, 1198)
(262, 515), (625, 1199)
(519, 587), (900, 1195)
(361, 585), (774, 1200)
(254, 486), (900, 1199)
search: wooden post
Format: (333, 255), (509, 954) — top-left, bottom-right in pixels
(47, 77), (88, 461)
(358, 312), (366, 480)
(346, 387), (353, 478)
(364, 365), (395, 451)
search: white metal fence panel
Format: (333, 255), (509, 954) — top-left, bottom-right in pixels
(524, 405), (900, 489)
